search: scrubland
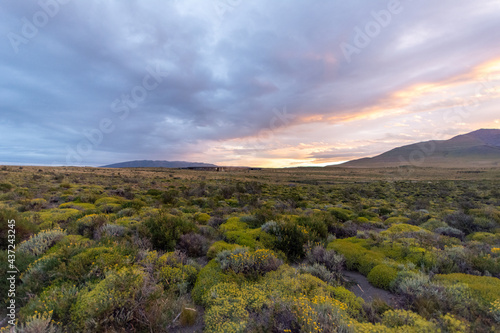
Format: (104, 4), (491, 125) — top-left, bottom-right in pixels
(1, 165), (499, 332)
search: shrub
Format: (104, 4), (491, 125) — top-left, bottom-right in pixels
(194, 212), (211, 224)
(220, 217), (248, 232)
(305, 245), (345, 280)
(328, 286), (364, 317)
(71, 267), (146, 331)
(435, 226), (465, 240)
(383, 216), (410, 225)
(0, 182), (13, 192)
(438, 313), (470, 332)
(59, 202), (96, 211)
(265, 218), (309, 260)
(298, 264), (335, 284)
(468, 232), (500, 245)
(327, 207), (352, 222)
(444, 212), (477, 235)
(207, 241), (240, 259)
(216, 248), (282, 278)
(381, 309), (435, 330)
(38, 208), (81, 226)
(435, 273), (500, 308)
(17, 228), (66, 256)
(20, 283), (79, 324)
(159, 264), (198, 294)
(382, 223), (423, 234)
(143, 212), (196, 251)
(192, 260), (234, 305)
(208, 216), (225, 228)
(63, 246), (132, 282)
(367, 264), (398, 290)
(100, 224), (126, 238)
(176, 233), (209, 257)
(420, 218), (448, 231)
(0, 208), (38, 249)
(68, 214), (107, 239)
(16, 312), (62, 333)
(491, 299), (500, 323)
(224, 230), (258, 248)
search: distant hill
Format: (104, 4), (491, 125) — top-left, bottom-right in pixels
(337, 129), (500, 168)
(102, 160), (218, 168)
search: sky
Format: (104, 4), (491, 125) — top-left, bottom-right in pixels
(1, 0), (500, 168)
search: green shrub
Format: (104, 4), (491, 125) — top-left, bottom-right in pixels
(38, 208), (81, 225)
(216, 248), (282, 278)
(59, 202), (96, 211)
(192, 260), (234, 305)
(435, 273), (500, 307)
(381, 309), (436, 330)
(327, 207), (352, 221)
(224, 230), (258, 248)
(71, 267), (145, 331)
(467, 232), (500, 245)
(382, 223), (423, 234)
(0, 182), (13, 192)
(143, 212), (196, 251)
(160, 264), (198, 294)
(328, 286), (364, 317)
(194, 212), (211, 224)
(420, 218), (448, 231)
(63, 246), (132, 282)
(68, 214), (107, 239)
(367, 264), (398, 290)
(0, 208), (38, 249)
(20, 282), (79, 324)
(220, 217), (248, 232)
(265, 218), (309, 260)
(384, 216), (410, 225)
(207, 241), (240, 259)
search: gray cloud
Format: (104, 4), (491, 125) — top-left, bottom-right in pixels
(1, 0), (499, 166)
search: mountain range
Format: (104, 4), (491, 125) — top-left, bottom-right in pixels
(338, 129), (500, 168)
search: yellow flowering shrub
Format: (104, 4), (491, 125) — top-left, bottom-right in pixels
(71, 267), (145, 331)
(20, 282), (79, 324)
(491, 299), (500, 323)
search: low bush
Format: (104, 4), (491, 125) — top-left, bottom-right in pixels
(298, 264), (335, 284)
(207, 241), (240, 259)
(176, 232), (209, 257)
(367, 264), (398, 290)
(216, 248), (282, 278)
(17, 227), (66, 256)
(142, 212), (196, 251)
(70, 267), (146, 331)
(381, 309), (437, 330)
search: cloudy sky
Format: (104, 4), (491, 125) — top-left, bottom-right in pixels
(1, 0), (500, 167)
